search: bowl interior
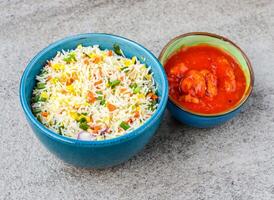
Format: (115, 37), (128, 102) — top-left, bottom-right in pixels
(20, 33), (168, 144)
(159, 32), (253, 116)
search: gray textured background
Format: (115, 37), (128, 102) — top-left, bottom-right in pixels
(1, 0), (274, 199)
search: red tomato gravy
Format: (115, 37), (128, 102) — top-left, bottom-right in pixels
(165, 45), (246, 114)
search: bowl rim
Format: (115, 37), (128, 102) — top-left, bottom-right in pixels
(20, 33), (168, 146)
(158, 32), (254, 117)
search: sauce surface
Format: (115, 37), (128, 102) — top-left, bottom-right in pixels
(165, 45), (246, 114)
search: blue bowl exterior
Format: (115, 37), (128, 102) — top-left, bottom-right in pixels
(20, 33), (168, 168)
(27, 114), (164, 168)
(167, 100), (242, 128)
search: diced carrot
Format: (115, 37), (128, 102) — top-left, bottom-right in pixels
(66, 78), (74, 86)
(107, 102), (117, 111)
(147, 92), (152, 98)
(87, 91), (96, 103)
(95, 80), (103, 85)
(93, 56), (101, 64)
(151, 94), (158, 100)
(46, 76), (52, 81)
(147, 92), (158, 100)
(127, 118), (133, 123)
(108, 50), (113, 56)
(134, 111), (140, 118)
(93, 125), (101, 132)
(120, 88), (127, 93)
(119, 76), (124, 81)
(41, 112), (48, 117)
(84, 58), (89, 65)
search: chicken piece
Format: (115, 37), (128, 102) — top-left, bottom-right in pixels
(180, 94), (200, 104)
(200, 70), (218, 97)
(215, 57), (236, 92)
(170, 62), (188, 77)
(180, 70), (206, 98)
(224, 67), (236, 92)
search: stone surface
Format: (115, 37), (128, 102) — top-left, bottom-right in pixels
(1, 0), (274, 199)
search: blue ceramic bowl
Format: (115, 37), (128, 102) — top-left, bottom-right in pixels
(159, 32), (254, 128)
(20, 33), (168, 168)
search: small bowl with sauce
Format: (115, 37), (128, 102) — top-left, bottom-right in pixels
(159, 32), (254, 128)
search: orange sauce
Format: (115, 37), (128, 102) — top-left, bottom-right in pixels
(165, 45), (246, 114)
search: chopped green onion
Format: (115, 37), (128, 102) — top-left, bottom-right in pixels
(58, 125), (65, 134)
(79, 122), (89, 130)
(121, 66), (128, 71)
(79, 117), (87, 123)
(40, 69), (48, 76)
(37, 115), (42, 123)
(113, 43), (124, 56)
(100, 99), (106, 106)
(40, 97), (47, 102)
(33, 108), (41, 114)
(37, 82), (46, 89)
(130, 83), (137, 89)
(81, 112), (88, 116)
(133, 87), (141, 94)
(133, 57), (137, 64)
(96, 91), (103, 100)
(97, 96), (103, 100)
(148, 100), (157, 110)
(130, 83), (141, 93)
(83, 52), (89, 57)
(58, 127), (63, 135)
(63, 52), (77, 63)
(32, 95), (40, 103)
(109, 80), (120, 88)
(120, 121), (130, 130)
